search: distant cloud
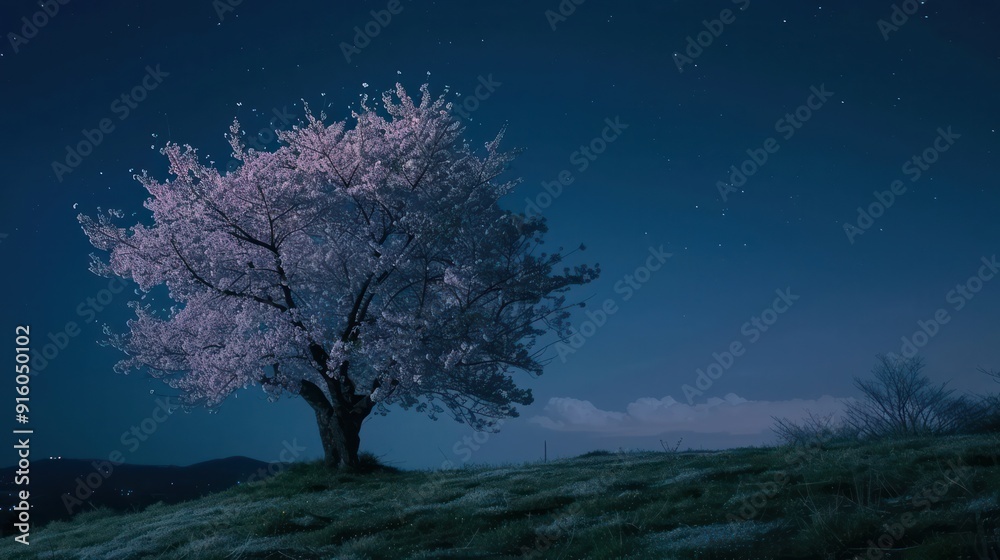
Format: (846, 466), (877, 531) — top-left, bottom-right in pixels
(530, 394), (849, 436)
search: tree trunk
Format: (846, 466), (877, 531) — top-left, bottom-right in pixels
(299, 380), (370, 469)
(314, 405), (366, 469)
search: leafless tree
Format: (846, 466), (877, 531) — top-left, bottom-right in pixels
(845, 355), (987, 437)
(772, 410), (859, 447)
(977, 367), (1000, 433)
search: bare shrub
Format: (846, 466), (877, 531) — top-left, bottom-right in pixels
(844, 355), (987, 438)
(772, 411), (858, 447)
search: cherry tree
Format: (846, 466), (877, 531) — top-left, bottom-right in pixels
(79, 84), (598, 468)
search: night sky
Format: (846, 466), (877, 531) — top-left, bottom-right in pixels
(2, 0), (998, 469)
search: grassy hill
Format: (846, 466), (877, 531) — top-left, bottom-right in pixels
(0, 456), (273, 534)
(3, 434), (999, 559)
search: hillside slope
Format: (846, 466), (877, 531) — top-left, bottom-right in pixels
(0, 456), (273, 535)
(3, 435), (999, 559)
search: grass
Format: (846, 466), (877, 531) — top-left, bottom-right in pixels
(4, 435), (1000, 559)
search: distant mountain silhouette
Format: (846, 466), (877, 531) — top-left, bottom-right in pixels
(1, 457), (280, 535)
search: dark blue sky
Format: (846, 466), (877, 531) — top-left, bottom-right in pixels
(2, 0), (998, 469)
